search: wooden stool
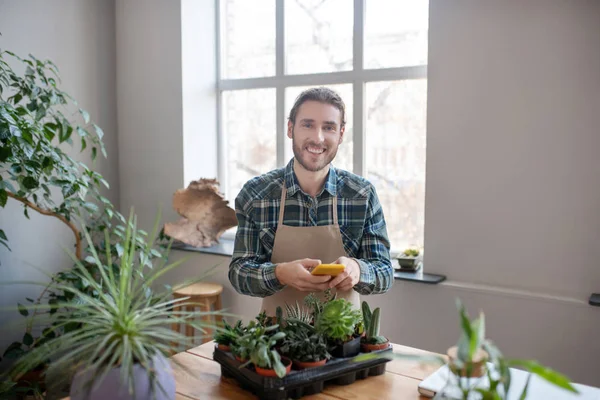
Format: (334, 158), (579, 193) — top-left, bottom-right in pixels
(171, 282), (223, 348)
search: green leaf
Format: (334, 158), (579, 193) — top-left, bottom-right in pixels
(0, 145), (11, 162)
(22, 176), (38, 190)
(519, 373), (532, 400)
(18, 303), (29, 316)
(81, 137), (87, 151)
(92, 147), (97, 160)
(79, 109), (90, 124)
(22, 332), (33, 346)
(0, 189), (7, 207)
(509, 360), (578, 393)
(0, 229), (8, 241)
(93, 123), (104, 139)
(25, 297), (34, 302)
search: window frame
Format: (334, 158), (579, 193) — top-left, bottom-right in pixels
(216, 0), (428, 248)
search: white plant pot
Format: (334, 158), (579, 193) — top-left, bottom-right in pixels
(69, 352), (175, 400)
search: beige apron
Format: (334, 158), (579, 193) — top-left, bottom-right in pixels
(260, 182), (361, 317)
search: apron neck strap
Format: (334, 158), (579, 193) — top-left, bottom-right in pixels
(278, 182), (339, 226)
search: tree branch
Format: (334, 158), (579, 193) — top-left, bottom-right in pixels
(5, 191), (81, 260)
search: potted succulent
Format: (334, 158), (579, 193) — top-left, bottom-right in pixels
(213, 320), (244, 352)
(237, 324), (289, 378)
(396, 247), (423, 272)
(360, 302), (390, 352)
(280, 319), (330, 369)
(314, 299), (362, 358)
(3, 211), (225, 400)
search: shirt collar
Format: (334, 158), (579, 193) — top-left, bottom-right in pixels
(284, 158), (337, 197)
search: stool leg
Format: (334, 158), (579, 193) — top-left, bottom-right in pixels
(201, 298), (213, 344)
(185, 305), (195, 343)
(215, 294), (223, 326)
(171, 303), (181, 352)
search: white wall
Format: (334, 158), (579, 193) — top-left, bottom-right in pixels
(0, 0), (118, 360)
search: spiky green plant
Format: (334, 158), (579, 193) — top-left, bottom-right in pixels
(2, 209), (227, 398)
(284, 301), (312, 325)
(361, 301), (388, 345)
(213, 320), (244, 347)
(314, 299), (362, 342)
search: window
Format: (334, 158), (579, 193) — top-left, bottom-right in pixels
(217, 0), (429, 252)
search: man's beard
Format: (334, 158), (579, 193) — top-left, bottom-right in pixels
(291, 129), (338, 172)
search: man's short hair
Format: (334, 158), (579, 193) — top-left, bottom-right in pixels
(288, 87), (346, 128)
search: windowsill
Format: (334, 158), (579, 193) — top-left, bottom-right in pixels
(171, 238), (446, 285)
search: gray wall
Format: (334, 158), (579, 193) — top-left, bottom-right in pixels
(0, 0), (118, 358)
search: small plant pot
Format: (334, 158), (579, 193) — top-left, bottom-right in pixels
(293, 358), (328, 370)
(254, 357), (292, 378)
(396, 254), (423, 272)
(217, 344), (231, 352)
(330, 334), (361, 358)
(446, 346), (488, 378)
(235, 355), (248, 363)
(360, 338), (391, 353)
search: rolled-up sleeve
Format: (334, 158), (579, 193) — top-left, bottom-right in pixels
(353, 185), (394, 295)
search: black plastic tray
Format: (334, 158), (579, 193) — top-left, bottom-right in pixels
(213, 344), (393, 399)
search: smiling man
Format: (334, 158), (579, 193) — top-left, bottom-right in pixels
(228, 87), (393, 316)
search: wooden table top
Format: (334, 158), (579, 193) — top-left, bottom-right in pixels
(172, 341), (447, 400)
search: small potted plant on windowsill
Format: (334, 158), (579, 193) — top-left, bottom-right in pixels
(280, 319), (330, 370)
(360, 302), (390, 353)
(396, 247), (423, 272)
(315, 299), (363, 358)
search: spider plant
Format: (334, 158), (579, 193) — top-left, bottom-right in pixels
(2, 209), (227, 399)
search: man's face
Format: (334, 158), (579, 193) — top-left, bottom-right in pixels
(288, 100), (345, 173)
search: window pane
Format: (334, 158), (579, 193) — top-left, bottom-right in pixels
(220, 0), (275, 79)
(364, 0), (429, 69)
(223, 89), (277, 201)
(285, 85), (353, 172)
(285, 0), (353, 75)
(366, 80), (427, 250)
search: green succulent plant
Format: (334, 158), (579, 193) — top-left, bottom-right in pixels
(281, 320), (330, 363)
(315, 298), (362, 342)
(361, 301), (388, 345)
(402, 248), (420, 257)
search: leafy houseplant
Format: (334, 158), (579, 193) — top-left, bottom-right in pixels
(0, 48), (169, 394)
(3, 210), (224, 400)
(314, 298), (362, 358)
(280, 319), (330, 369)
(435, 300), (578, 399)
(236, 324), (289, 378)
(213, 320), (244, 352)
(360, 301), (390, 352)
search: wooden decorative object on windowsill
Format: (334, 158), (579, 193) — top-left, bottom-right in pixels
(163, 179), (237, 248)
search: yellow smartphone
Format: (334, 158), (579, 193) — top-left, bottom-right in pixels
(311, 264), (345, 276)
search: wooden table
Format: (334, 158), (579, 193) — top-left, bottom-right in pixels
(171, 341), (446, 399)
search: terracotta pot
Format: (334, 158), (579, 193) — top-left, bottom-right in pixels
(217, 344), (230, 352)
(446, 346), (488, 378)
(255, 357), (292, 378)
(293, 358), (327, 370)
(235, 355), (247, 363)
(360, 339), (391, 353)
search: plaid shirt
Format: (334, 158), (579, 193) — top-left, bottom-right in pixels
(229, 159), (394, 298)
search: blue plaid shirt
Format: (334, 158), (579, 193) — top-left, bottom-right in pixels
(229, 159), (394, 298)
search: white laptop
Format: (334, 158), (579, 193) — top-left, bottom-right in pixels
(418, 364), (600, 400)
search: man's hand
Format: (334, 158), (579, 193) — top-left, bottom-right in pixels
(327, 256), (361, 291)
(275, 258), (332, 292)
